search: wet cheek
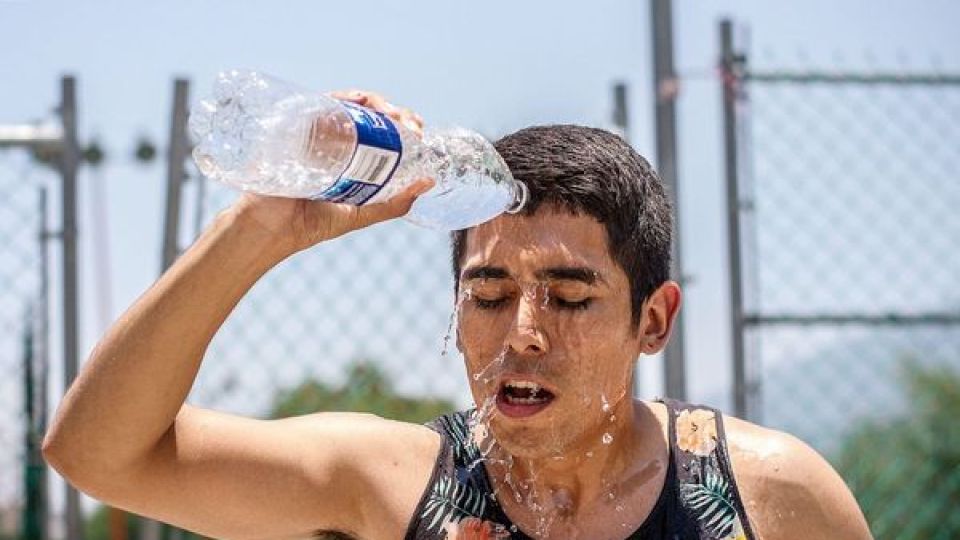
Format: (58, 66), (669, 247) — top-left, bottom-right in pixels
(561, 321), (632, 409)
(457, 314), (509, 379)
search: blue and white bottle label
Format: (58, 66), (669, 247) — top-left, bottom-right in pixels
(317, 101), (403, 205)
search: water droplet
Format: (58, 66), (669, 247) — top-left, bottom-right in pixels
(601, 394), (611, 412)
(602, 432), (613, 445)
(607, 492), (615, 500)
(586, 451), (594, 458)
(609, 415), (616, 422)
(473, 373), (481, 380)
(616, 504), (624, 512)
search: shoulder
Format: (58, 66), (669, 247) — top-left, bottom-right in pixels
(720, 415), (873, 540)
(293, 411), (444, 538)
(290, 410), (443, 482)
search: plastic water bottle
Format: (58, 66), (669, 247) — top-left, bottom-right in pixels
(189, 70), (528, 230)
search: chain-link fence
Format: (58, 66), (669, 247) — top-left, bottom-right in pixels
(0, 149), (53, 538)
(178, 171), (474, 424)
(723, 23), (960, 539)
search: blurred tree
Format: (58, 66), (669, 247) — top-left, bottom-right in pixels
(84, 505), (138, 540)
(84, 504), (206, 540)
(270, 361), (456, 423)
(835, 360), (960, 540)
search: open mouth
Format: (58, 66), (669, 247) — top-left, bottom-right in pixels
(496, 379), (556, 418)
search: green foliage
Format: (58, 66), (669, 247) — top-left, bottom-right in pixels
(83, 506), (139, 540)
(835, 361), (960, 540)
(269, 361), (456, 423)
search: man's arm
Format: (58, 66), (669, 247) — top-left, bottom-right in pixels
(725, 417), (873, 540)
(42, 92), (439, 538)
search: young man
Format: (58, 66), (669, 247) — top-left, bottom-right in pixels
(43, 92), (872, 539)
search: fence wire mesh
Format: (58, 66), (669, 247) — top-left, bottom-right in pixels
(736, 70), (960, 538)
(0, 150), (51, 537)
(179, 172), (473, 426)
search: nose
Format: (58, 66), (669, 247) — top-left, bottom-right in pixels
(505, 286), (549, 355)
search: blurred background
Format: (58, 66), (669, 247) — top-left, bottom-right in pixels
(1, 0), (958, 538)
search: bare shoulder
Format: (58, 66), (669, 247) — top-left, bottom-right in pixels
(721, 415), (873, 540)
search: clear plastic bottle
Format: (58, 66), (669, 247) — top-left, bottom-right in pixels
(189, 70), (528, 230)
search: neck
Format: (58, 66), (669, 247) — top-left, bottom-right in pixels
(484, 398), (665, 525)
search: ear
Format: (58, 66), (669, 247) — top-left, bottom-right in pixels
(636, 281), (682, 355)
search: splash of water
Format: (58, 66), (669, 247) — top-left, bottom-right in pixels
(441, 288), (471, 362)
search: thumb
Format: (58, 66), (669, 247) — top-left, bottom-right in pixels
(354, 177), (436, 227)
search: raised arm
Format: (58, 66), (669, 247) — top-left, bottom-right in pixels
(43, 93), (439, 539)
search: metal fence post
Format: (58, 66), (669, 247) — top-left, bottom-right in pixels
(141, 77), (192, 540)
(38, 187), (52, 538)
(162, 79), (190, 272)
(651, 0), (687, 400)
(59, 74), (84, 540)
(719, 21), (750, 419)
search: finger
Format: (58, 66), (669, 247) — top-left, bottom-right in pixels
(411, 112), (425, 130)
(328, 91), (421, 136)
(358, 92), (395, 113)
(353, 177), (435, 227)
(364, 95), (423, 136)
(398, 110), (424, 137)
(328, 89), (369, 105)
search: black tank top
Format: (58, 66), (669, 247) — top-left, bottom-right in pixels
(403, 399), (757, 539)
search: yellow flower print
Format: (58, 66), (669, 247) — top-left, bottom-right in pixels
(676, 408), (719, 457)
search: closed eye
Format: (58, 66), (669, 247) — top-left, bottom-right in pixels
(472, 297), (592, 311)
(553, 298), (592, 310)
(474, 297), (507, 310)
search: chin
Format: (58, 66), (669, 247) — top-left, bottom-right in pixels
(485, 413), (577, 460)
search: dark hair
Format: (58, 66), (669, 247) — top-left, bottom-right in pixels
(450, 124), (673, 327)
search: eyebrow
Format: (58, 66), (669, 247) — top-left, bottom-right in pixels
(461, 265), (606, 286)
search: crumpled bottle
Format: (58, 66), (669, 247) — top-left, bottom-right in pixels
(189, 69), (528, 230)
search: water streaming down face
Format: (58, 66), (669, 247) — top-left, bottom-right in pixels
(449, 208), (668, 538)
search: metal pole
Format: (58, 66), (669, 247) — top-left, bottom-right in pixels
(651, 0), (686, 400)
(162, 79), (190, 271)
(142, 78), (192, 540)
(60, 74), (84, 540)
(720, 20), (749, 419)
(612, 82), (646, 399)
(612, 82), (630, 140)
(38, 187), (51, 537)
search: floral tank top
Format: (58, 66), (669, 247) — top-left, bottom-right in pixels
(403, 399), (758, 540)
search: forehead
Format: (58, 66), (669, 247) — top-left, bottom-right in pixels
(461, 207), (613, 271)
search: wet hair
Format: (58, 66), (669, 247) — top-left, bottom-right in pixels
(450, 124), (673, 327)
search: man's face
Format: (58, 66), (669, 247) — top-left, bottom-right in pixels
(456, 206), (647, 458)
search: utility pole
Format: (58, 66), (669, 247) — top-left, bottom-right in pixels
(719, 20), (749, 419)
(650, 0), (687, 399)
(59, 75), (84, 540)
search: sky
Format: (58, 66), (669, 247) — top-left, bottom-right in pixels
(1, 0), (958, 410)
(1, 0), (959, 525)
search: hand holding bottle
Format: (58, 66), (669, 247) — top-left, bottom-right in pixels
(190, 70), (527, 232)
(228, 90), (435, 257)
